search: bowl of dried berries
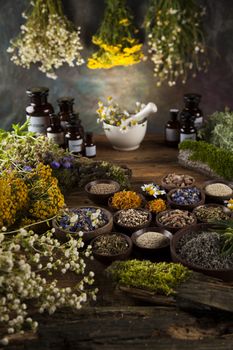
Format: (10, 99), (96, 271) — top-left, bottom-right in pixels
(108, 190), (145, 212)
(131, 227), (172, 260)
(85, 179), (121, 205)
(113, 208), (152, 235)
(193, 204), (232, 223)
(91, 232), (133, 264)
(156, 209), (197, 233)
(161, 173), (195, 191)
(167, 186), (205, 211)
(203, 180), (233, 204)
(52, 206), (113, 242)
(170, 223), (233, 281)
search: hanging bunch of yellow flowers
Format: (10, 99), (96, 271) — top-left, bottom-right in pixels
(87, 0), (144, 69)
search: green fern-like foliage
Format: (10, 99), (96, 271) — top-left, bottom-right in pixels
(179, 140), (233, 180)
(198, 109), (233, 150)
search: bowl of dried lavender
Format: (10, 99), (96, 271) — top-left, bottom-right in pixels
(113, 208), (152, 235)
(85, 179), (121, 205)
(91, 232), (133, 264)
(170, 223), (233, 281)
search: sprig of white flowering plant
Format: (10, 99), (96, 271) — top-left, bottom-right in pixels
(97, 96), (145, 132)
(145, 0), (208, 87)
(0, 227), (97, 346)
(7, 0), (84, 79)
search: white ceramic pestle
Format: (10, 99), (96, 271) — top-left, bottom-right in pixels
(122, 102), (157, 127)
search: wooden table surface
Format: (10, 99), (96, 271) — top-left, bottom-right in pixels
(5, 135), (233, 350)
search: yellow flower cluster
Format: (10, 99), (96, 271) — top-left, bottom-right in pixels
(0, 163), (65, 230)
(88, 38), (143, 69)
(0, 172), (28, 228)
(111, 191), (142, 210)
(26, 163), (65, 220)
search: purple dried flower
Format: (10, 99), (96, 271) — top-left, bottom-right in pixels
(23, 165), (32, 172)
(50, 161), (61, 169)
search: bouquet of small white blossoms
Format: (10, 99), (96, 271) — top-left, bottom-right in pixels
(0, 227), (97, 345)
(7, 0), (84, 79)
(96, 96), (146, 132)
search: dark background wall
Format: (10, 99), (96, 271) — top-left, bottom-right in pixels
(1, 0), (233, 133)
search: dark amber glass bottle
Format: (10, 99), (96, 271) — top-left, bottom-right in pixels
(26, 87), (54, 134)
(181, 93), (203, 130)
(47, 114), (64, 147)
(85, 132), (96, 158)
(65, 121), (83, 155)
(57, 97), (84, 137)
(165, 109), (180, 147)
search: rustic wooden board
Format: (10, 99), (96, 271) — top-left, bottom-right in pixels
(4, 307), (233, 350)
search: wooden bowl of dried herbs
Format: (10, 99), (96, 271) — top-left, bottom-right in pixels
(193, 204), (232, 223)
(85, 179), (121, 205)
(170, 223), (233, 281)
(202, 180), (233, 204)
(113, 208), (152, 235)
(91, 232), (133, 264)
(131, 227), (172, 261)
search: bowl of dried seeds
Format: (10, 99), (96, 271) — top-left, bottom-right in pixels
(170, 223), (233, 281)
(113, 208), (152, 235)
(131, 227), (172, 260)
(91, 232), (133, 264)
(203, 180), (233, 204)
(85, 179), (121, 205)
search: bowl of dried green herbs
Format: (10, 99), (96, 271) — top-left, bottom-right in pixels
(91, 232), (133, 264)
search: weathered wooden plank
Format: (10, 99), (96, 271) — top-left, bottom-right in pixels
(4, 307), (233, 350)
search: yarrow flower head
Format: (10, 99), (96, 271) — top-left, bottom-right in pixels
(7, 0), (84, 79)
(145, 0), (208, 86)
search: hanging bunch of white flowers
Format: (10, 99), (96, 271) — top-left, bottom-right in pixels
(7, 0), (84, 79)
(145, 0), (208, 87)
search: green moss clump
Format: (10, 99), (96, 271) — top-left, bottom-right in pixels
(179, 140), (233, 180)
(106, 260), (191, 296)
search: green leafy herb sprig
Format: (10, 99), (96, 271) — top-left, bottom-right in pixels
(212, 220), (233, 256)
(106, 260), (191, 296)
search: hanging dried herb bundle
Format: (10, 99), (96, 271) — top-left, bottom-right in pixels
(7, 0), (84, 79)
(145, 0), (208, 86)
(87, 0), (144, 69)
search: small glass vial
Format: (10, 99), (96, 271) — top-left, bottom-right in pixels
(26, 87), (54, 134)
(165, 109), (180, 147)
(85, 132), (96, 158)
(181, 93), (203, 130)
(65, 121), (83, 155)
(47, 114), (64, 147)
